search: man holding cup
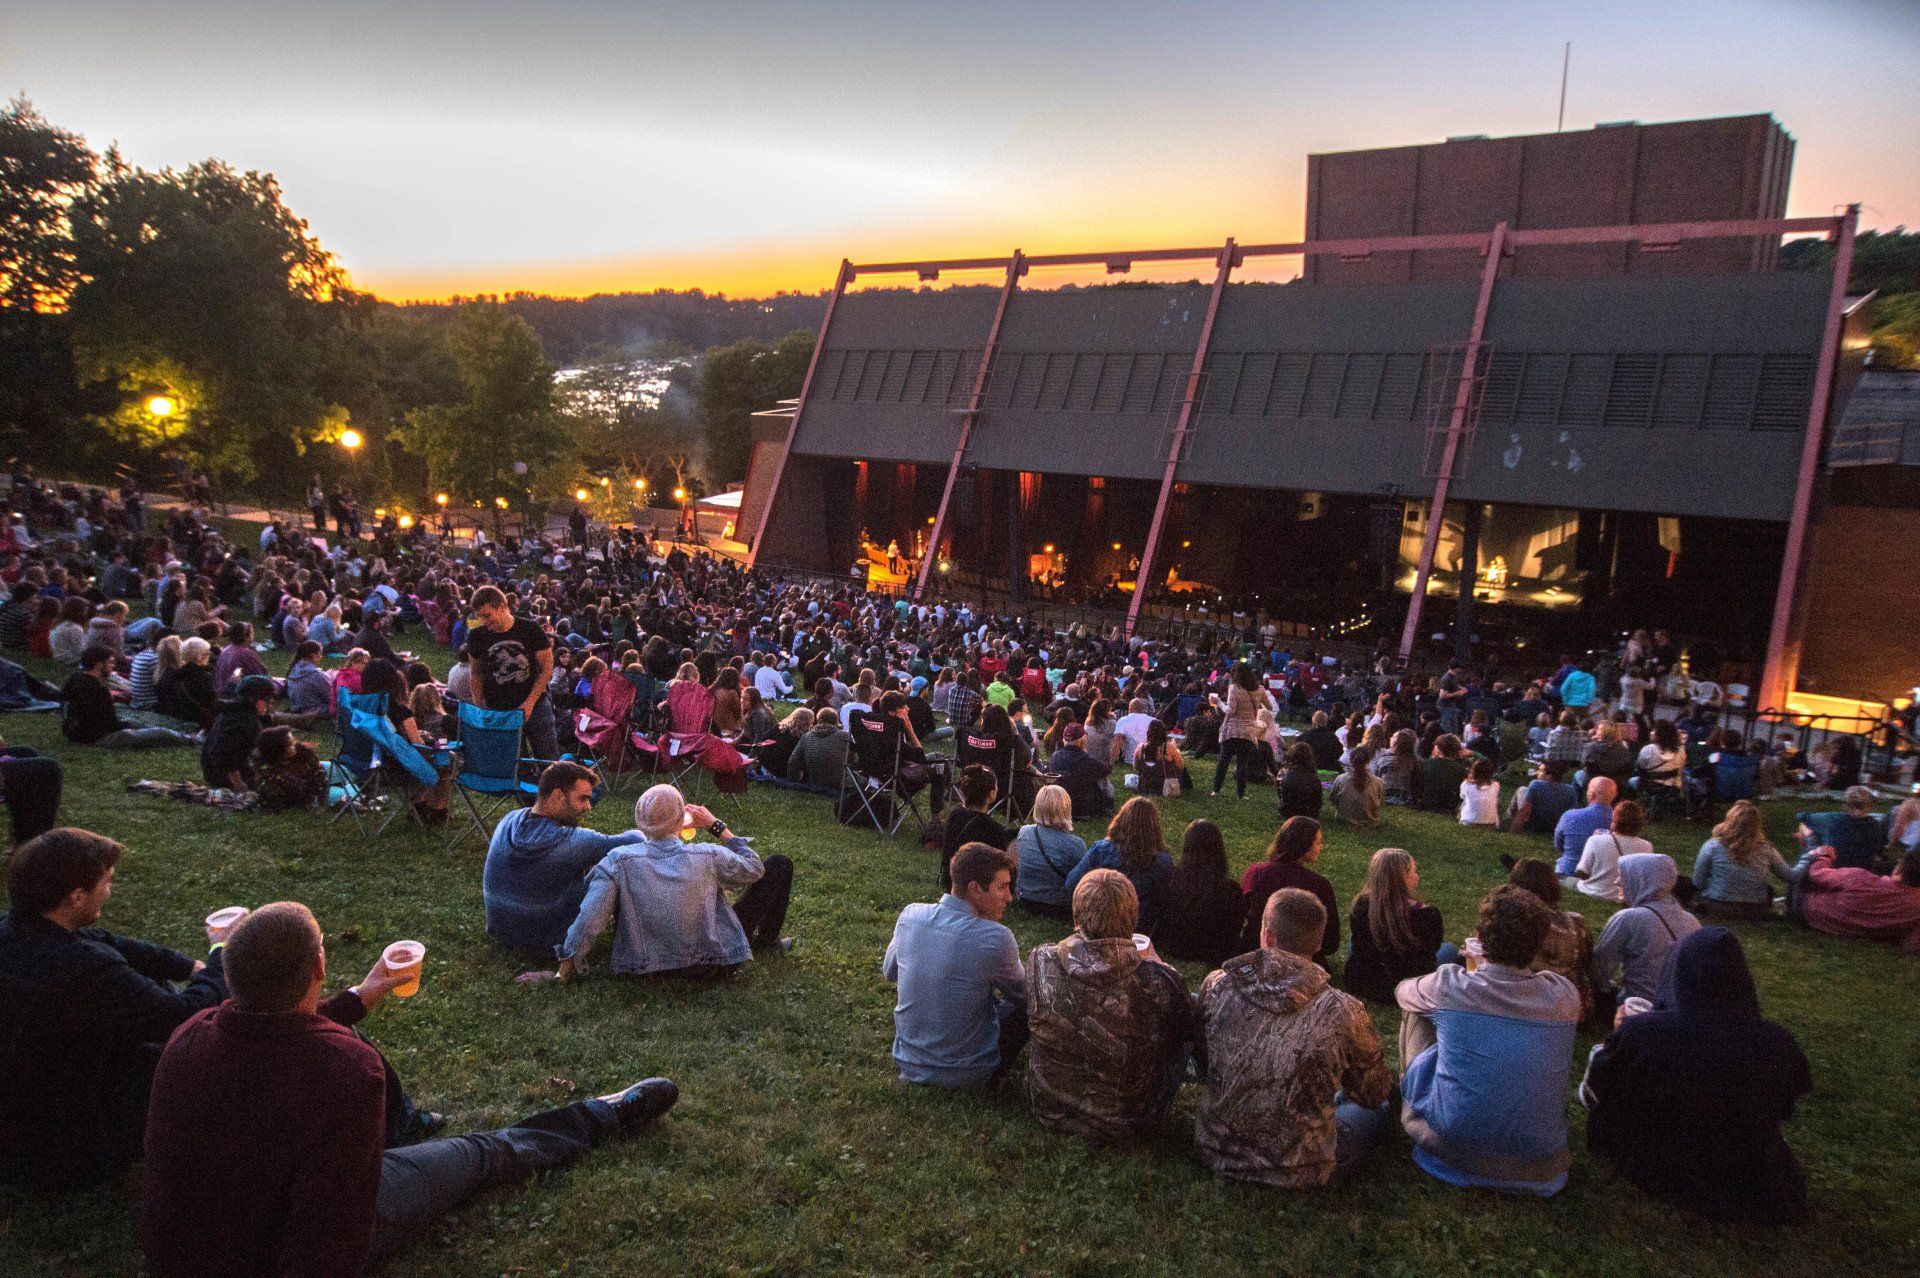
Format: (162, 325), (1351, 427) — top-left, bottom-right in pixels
(139, 902), (679, 1277)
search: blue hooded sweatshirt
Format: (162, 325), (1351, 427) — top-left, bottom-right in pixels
(483, 809), (644, 955)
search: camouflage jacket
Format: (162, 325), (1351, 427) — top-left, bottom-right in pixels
(1195, 947), (1392, 1188)
(1024, 934), (1196, 1143)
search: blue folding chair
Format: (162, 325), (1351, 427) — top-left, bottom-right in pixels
(447, 701), (551, 849)
(326, 690), (444, 835)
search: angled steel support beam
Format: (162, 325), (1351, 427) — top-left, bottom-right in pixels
(915, 251), (1024, 601)
(744, 259), (852, 571)
(1125, 239), (1237, 638)
(1398, 221), (1510, 660)
(1759, 204), (1858, 712)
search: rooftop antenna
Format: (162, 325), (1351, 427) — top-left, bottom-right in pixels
(1556, 41), (1570, 131)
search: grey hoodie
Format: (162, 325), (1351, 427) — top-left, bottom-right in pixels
(786, 719), (851, 787)
(1594, 853), (1701, 1001)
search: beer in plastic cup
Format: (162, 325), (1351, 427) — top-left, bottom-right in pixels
(383, 941), (425, 998)
(1132, 933), (1152, 952)
(206, 906), (248, 942)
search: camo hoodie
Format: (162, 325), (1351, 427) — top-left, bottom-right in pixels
(1195, 947), (1391, 1187)
(1024, 934), (1196, 1143)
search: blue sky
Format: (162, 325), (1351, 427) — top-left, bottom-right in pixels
(7, 0), (1915, 296)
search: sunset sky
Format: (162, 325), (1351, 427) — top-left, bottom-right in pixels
(9, 0), (1918, 300)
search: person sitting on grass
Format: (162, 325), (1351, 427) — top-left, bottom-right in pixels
(884, 841), (1025, 1088)
(138, 901), (680, 1278)
(1276, 741), (1324, 821)
(1195, 888), (1393, 1188)
(1575, 797), (1650, 902)
(1798, 786), (1889, 873)
(784, 706), (852, 792)
(1024, 869), (1196, 1143)
(284, 639), (335, 718)
(0, 731), (64, 846)
(1014, 784), (1087, 920)
(252, 726), (328, 812)
(939, 763), (1016, 892)
(1343, 848), (1446, 1004)
(1065, 796), (1175, 937)
(1395, 884), (1582, 1197)
(1795, 845), (1920, 953)
(1240, 816), (1339, 967)
(156, 636), (219, 730)
(1594, 853), (1700, 1008)
(1046, 721), (1113, 821)
(62, 644), (200, 749)
(201, 674), (279, 791)
(548, 784), (792, 979)
(1582, 927), (1812, 1224)
(1458, 755), (1500, 827)
(1328, 744), (1384, 828)
(484, 761), (643, 958)
(1155, 818), (1249, 968)
(0, 828), (229, 1190)
(1509, 759), (1579, 836)
(1485, 858), (1598, 1024)
(1692, 799), (1792, 920)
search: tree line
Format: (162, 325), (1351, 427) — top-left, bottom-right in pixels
(0, 97), (821, 517)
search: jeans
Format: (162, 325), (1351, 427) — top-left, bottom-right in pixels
(1213, 737), (1260, 798)
(523, 693), (559, 762)
(0, 746), (62, 843)
(1332, 1095), (1394, 1182)
(989, 999), (1030, 1084)
(372, 1098), (618, 1258)
(96, 726), (198, 749)
(731, 854), (794, 949)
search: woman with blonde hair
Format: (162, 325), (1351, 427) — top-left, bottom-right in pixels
(157, 635), (218, 729)
(1692, 799), (1791, 920)
(1016, 784), (1089, 919)
(1344, 848), (1445, 1003)
(1064, 796), (1173, 934)
(130, 633), (183, 712)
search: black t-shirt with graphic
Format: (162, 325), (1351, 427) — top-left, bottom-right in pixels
(469, 618), (552, 711)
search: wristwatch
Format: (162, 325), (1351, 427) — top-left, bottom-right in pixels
(708, 819), (729, 838)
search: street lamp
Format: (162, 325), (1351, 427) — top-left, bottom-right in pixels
(339, 428), (363, 451)
(632, 477), (647, 493)
(672, 486), (688, 503)
(494, 496), (509, 510)
(435, 492), (449, 507)
(574, 487), (591, 502)
(146, 395), (176, 419)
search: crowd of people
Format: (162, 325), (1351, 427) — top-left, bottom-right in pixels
(0, 468), (1917, 1273)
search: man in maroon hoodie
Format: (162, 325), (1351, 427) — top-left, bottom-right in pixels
(138, 902), (679, 1278)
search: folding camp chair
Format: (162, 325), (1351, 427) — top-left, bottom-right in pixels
(573, 671), (642, 790)
(841, 712), (929, 837)
(447, 701), (550, 849)
(326, 690), (443, 836)
(955, 731), (1019, 822)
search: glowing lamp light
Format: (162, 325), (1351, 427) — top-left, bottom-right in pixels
(672, 487), (688, 502)
(633, 478), (647, 491)
(146, 395), (176, 418)
(574, 488), (591, 502)
(398, 514), (414, 529)
(1043, 543), (1055, 554)
(1111, 541), (1122, 551)
(494, 496), (509, 510)
(339, 428), (363, 450)
(374, 507), (387, 519)
(926, 515), (936, 525)
(600, 476), (611, 488)
(435, 492), (449, 506)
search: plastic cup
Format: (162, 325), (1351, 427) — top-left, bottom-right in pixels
(1132, 933), (1152, 952)
(205, 906), (248, 941)
(382, 940), (425, 998)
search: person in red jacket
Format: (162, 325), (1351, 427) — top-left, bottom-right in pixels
(139, 902), (680, 1278)
(1799, 847), (1920, 954)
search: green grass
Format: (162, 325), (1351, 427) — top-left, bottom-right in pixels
(2, 633), (1917, 1277)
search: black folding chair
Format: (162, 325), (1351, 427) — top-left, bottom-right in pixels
(955, 731), (1019, 822)
(841, 713), (931, 838)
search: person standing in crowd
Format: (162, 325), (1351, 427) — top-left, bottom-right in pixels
(1023, 870), (1195, 1143)
(884, 842), (1025, 1088)
(1212, 664), (1272, 801)
(1582, 927), (1812, 1223)
(1395, 885), (1582, 1196)
(139, 902), (679, 1278)
(1195, 888), (1393, 1188)
(466, 585), (558, 761)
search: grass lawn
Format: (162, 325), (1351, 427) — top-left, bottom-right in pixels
(2, 631), (1916, 1277)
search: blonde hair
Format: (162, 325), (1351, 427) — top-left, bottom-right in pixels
(780, 707), (815, 733)
(1029, 784), (1075, 833)
(154, 634), (185, 674)
(1071, 868), (1138, 940)
(1711, 799), (1771, 868)
(181, 636), (212, 665)
(635, 784), (687, 839)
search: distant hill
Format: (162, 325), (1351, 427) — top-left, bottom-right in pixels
(394, 289), (830, 366)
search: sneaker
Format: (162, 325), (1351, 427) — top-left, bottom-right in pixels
(601, 1077), (678, 1134)
(402, 1110), (448, 1144)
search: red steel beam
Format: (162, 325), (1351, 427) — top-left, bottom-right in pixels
(1398, 221), (1510, 661)
(1125, 239), (1237, 639)
(1758, 205), (1858, 712)
(914, 252), (1024, 601)
(744, 259), (851, 571)
(849, 215), (1841, 279)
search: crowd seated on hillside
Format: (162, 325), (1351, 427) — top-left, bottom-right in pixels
(4, 465), (1919, 1263)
